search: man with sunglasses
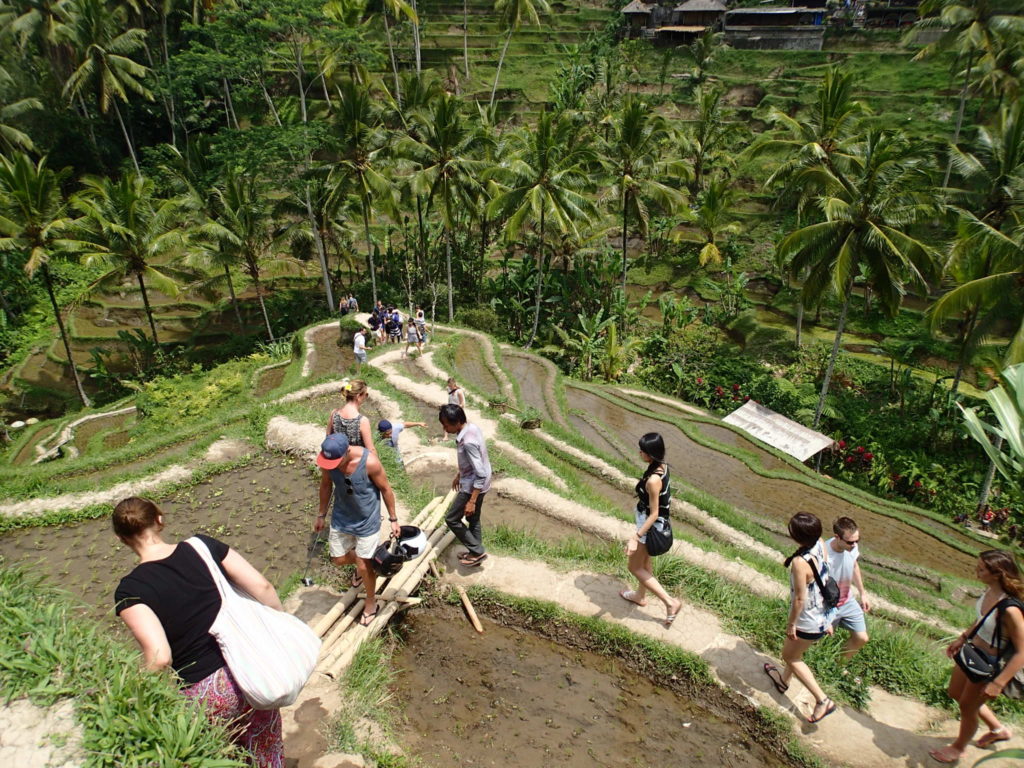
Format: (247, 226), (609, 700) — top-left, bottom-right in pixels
(826, 516), (871, 663)
(315, 432), (401, 627)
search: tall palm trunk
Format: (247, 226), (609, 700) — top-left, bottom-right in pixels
(223, 264), (243, 330)
(446, 229), (454, 321)
(304, 185), (335, 312)
(812, 275), (854, 429)
(384, 12), (402, 105)
(136, 272), (159, 345)
(411, 0), (422, 72)
(621, 193), (629, 328)
(976, 437), (1003, 508)
(490, 31), (513, 109)
(112, 101), (140, 174)
(795, 298), (804, 349)
(525, 204), (545, 349)
(463, 0), (470, 77)
(251, 272), (274, 341)
(951, 309), (978, 396)
(362, 198), (378, 306)
(42, 264), (90, 407)
(943, 49), (976, 188)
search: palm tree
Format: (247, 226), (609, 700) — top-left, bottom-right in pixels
(335, 78), (394, 306)
(602, 96), (686, 303)
(59, 0), (152, 173)
(930, 215), (1024, 370)
(553, 308), (615, 381)
(679, 85), (736, 195)
(680, 27), (722, 86)
(377, 0), (417, 104)
(490, 0), (550, 110)
(931, 103), (1024, 392)
(691, 177), (741, 269)
(488, 110), (597, 348)
(777, 130), (939, 429)
(0, 153), (90, 406)
(399, 92), (485, 321)
(203, 171), (300, 342)
(75, 173), (190, 346)
(907, 0), (1024, 186)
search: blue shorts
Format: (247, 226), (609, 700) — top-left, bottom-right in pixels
(831, 599), (867, 633)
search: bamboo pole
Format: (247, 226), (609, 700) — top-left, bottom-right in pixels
(456, 585), (483, 634)
(312, 588), (360, 638)
(326, 599), (404, 678)
(317, 598), (364, 664)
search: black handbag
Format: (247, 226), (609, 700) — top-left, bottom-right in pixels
(955, 598), (1013, 683)
(644, 519), (673, 557)
(807, 555), (841, 610)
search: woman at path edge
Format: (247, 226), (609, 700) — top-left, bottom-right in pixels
(764, 512), (837, 724)
(619, 432), (682, 626)
(930, 550), (1024, 763)
(113, 496), (285, 767)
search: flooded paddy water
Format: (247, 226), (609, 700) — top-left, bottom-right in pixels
(503, 352), (561, 425)
(0, 453), (325, 623)
(393, 606), (794, 768)
(253, 364), (288, 398)
(566, 384), (979, 578)
(309, 325), (355, 379)
(453, 335), (502, 397)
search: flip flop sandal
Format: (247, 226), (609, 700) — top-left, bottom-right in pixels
(763, 663), (789, 694)
(358, 608), (379, 627)
(928, 748), (963, 764)
(619, 589), (647, 606)
(977, 729), (1012, 748)
(459, 553), (488, 567)
(351, 573), (363, 589)
(807, 697), (837, 724)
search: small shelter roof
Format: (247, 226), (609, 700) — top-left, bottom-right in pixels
(658, 25), (708, 32)
(673, 0), (727, 12)
(620, 0), (654, 13)
(725, 5), (813, 13)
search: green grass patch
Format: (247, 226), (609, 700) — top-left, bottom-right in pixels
(0, 565), (245, 767)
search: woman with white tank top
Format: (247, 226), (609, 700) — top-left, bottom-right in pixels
(763, 512), (837, 724)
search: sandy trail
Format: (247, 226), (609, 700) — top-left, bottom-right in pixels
(440, 551), (1008, 768)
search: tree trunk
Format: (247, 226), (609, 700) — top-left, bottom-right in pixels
(416, 195), (426, 276)
(446, 229), (454, 322)
(224, 264), (243, 330)
(136, 271), (160, 345)
(260, 80), (283, 127)
(490, 31), (513, 109)
(362, 199), (378, 306)
(795, 288), (804, 349)
(976, 437), (1003, 508)
(411, 0), (422, 72)
(223, 78), (239, 129)
(112, 100), (141, 174)
(384, 11), (402, 105)
(42, 264), (90, 408)
(525, 205), (546, 349)
(621, 194), (629, 329)
(0, 286), (17, 323)
(463, 0), (470, 78)
(951, 310), (978, 396)
(305, 185), (335, 312)
(812, 275), (853, 429)
(252, 273), (275, 341)
(943, 49), (976, 188)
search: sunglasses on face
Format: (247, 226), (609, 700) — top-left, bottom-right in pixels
(842, 538), (859, 546)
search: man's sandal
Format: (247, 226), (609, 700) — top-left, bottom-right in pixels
(763, 663), (789, 694)
(458, 553), (488, 567)
(358, 608), (379, 627)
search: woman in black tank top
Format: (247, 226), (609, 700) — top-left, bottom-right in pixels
(620, 432), (682, 627)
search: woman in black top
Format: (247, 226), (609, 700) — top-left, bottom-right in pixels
(113, 497), (285, 767)
(620, 433), (683, 627)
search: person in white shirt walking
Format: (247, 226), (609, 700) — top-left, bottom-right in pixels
(826, 517), (870, 664)
(353, 328), (367, 372)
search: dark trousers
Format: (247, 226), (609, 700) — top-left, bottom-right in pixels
(446, 491), (486, 556)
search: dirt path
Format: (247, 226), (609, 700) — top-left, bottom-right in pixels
(0, 698), (83, 768)
(441, 552), (1004, 768)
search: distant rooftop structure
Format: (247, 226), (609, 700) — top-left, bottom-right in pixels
(725, 5), (817, 13)
(620, 0), (654, 13)
(673, 0), (726, 12)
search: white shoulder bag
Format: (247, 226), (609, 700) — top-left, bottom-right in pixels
(187, 537), (321, 710)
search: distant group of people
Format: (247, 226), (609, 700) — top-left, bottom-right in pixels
(365, 301), (429, 357)
(106, 321), (1024, 767)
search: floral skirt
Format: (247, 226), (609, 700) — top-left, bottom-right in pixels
(182, 666), (284, 768)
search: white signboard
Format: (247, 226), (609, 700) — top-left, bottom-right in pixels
(722, 400), (834, 462)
